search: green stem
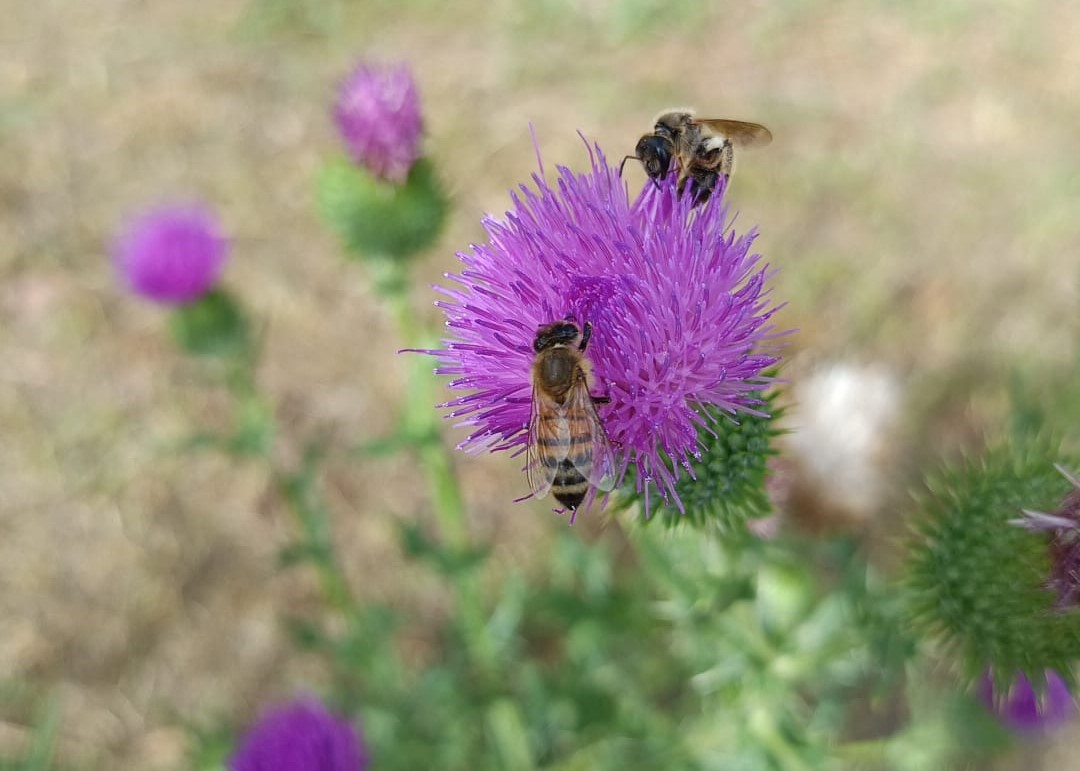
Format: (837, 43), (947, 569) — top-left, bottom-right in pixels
(748, 706), (817, 771)
(381, 261), (495, 670)
(834, 737), (891, 764)
(275, 467), (357, 616)
(227, 346), (358, 617)
(384, 263), (468, 547)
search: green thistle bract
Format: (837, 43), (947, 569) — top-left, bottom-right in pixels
(317, 157), (446, 264)
(907, 438), (1080, 684)
(169, 289), (249, 358)
(621, 388), (782, 530)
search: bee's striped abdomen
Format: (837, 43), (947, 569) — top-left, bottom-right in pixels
(552, 458), (590, 510)
(551, 415), (594, 510)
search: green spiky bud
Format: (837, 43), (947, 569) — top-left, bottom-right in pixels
(906, 437), (1080, 684)
(620, 389), (782, 530)
(316, 156), (447, 274)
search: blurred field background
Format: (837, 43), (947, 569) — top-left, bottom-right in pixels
(2, 0), (1079, 768)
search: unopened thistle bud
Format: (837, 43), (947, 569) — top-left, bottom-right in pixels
(907, 440), (1080, 682)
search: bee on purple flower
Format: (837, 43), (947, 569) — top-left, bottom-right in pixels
(421, 139), (785, 520)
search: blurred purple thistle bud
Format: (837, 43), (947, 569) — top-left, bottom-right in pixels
(979, 669), (1075, 733)
(333, 61), (423, 183)
(112, 203), (228, 306)
(228, 697), (369, 771)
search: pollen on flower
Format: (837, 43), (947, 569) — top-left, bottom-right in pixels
(420, 138), (786, 517)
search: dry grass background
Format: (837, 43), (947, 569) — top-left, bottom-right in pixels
(1, 0), (1079, 768)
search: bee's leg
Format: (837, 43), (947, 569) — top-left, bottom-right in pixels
(578, 321), (593, 351)
(691, 170), (718, 207)
(718, 142), (734, 180)
(553, 502), (580, 524)
(591, 395), (611, 405)
(675, 168), (690, 196)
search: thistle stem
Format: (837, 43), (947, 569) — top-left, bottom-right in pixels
(833, 737), (891, 763)
(381, 260), (495, 670)
(750, 713), (817, 771)
(228, 351), (358, 617)
(274, 463), (358, 616)
(382, 261), (467, 548)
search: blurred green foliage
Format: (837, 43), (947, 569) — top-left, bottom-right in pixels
(0, 686), (60, 771)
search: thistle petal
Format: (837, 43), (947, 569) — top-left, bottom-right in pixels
(1009, 509), (1078, 531)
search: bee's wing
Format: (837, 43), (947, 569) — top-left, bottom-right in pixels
(564, 379), (617, 492)
(525, 385), (569, 499)
(693, 119), (773, 148)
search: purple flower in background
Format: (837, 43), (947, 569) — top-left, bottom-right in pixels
(112, 204), (227, 305)
(979, 670), (1075, 733)
(1010, 464), (1080, 609)
(334, 61), (422, 183)
(422, 141), (785, 515)
(228, 697), (368, 771)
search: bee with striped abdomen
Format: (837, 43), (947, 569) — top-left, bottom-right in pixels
(621, 109), (772, 205)
(525, 317), (616, 515)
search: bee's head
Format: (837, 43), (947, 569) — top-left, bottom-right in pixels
(635, 135), (673, 181)
(533, 320), (580, 353)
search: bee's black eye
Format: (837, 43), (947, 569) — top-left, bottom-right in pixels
(637, 136), (671, 180)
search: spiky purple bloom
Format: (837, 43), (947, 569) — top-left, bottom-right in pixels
(333, 61), (422, 183)
(228, 697), (368, 771)
(979, 670), (1075, 733)
(112, 204), (227, 305)
(1010, 464), (1080, 609)
(423, 141), (784, 514)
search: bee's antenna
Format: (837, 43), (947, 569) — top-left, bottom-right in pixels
(618, 155), (637, 176)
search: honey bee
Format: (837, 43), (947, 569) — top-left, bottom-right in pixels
(622, 110), (772, 205)
(525, 317), (616, 514)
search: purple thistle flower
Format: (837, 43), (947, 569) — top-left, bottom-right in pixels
(979, 669), (1075, 733)
(333, 61), (422, 183)
(112, 203), (228, 305)
(1010, 464), (1080, 609)
(421, 140), (785, 516)
(228, 697), (368, 771)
